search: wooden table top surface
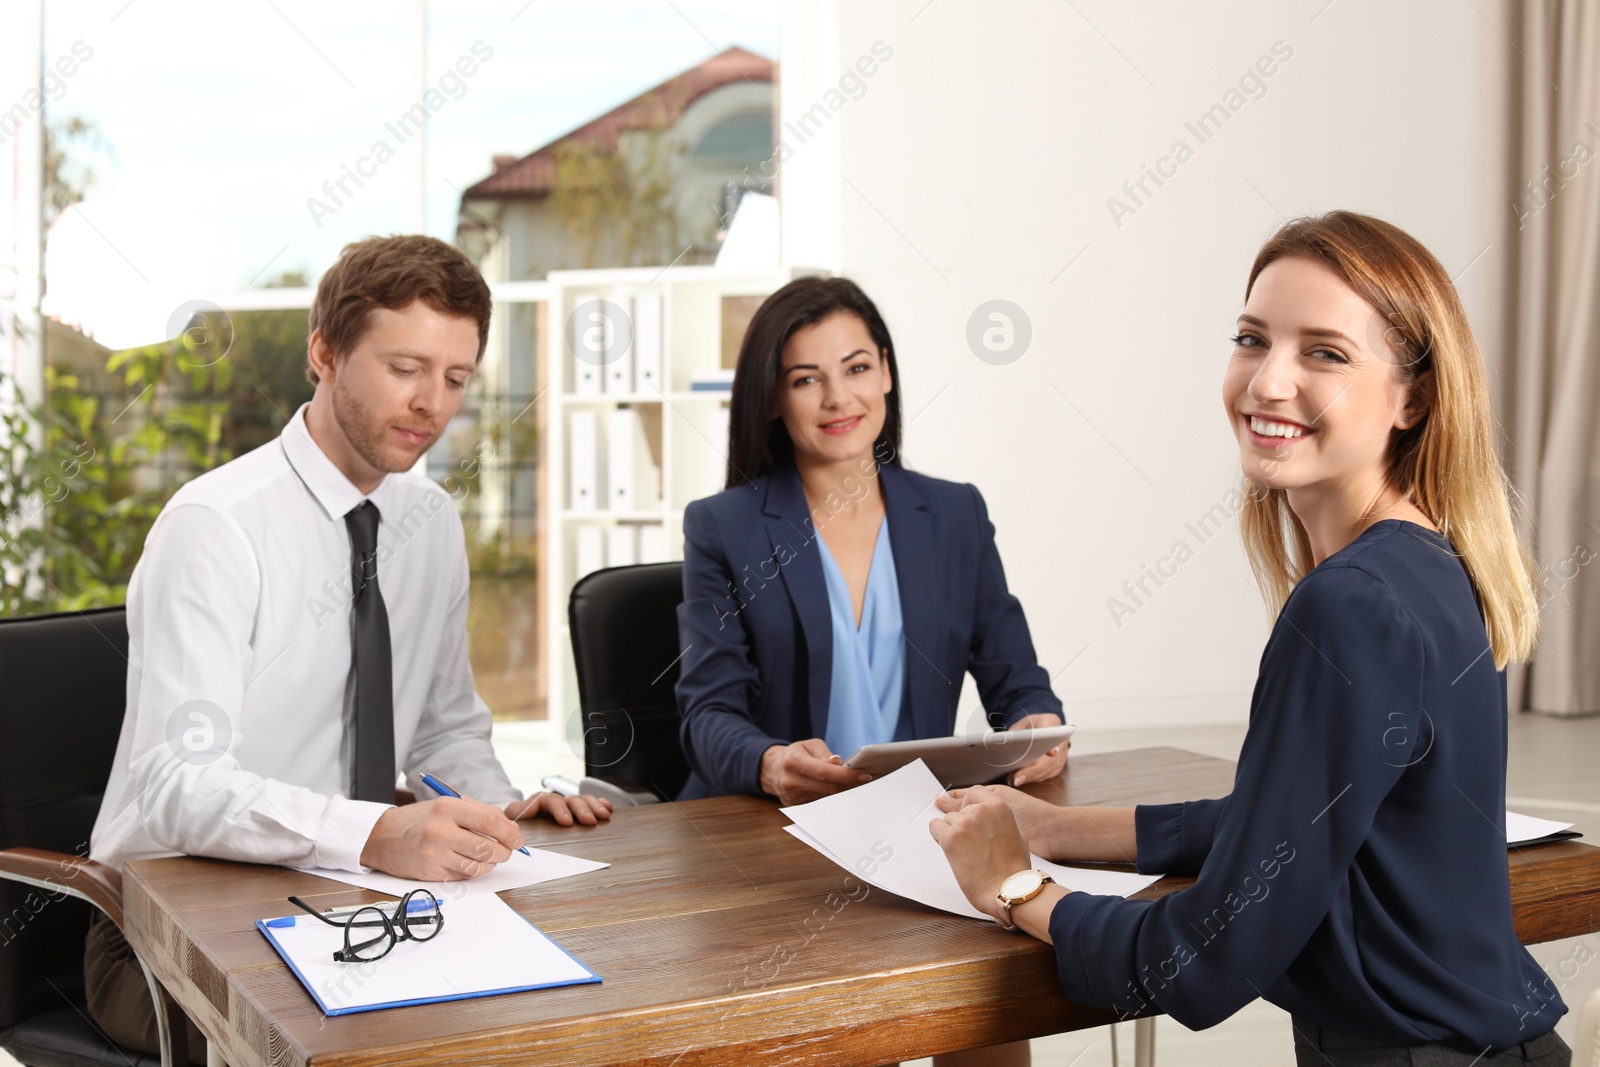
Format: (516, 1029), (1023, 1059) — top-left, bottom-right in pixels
(123, 747), (1600, 1067)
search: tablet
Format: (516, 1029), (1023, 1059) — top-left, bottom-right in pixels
(843, 725), (1077, 787)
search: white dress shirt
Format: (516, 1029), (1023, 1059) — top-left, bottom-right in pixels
(91, 404), (522, 873)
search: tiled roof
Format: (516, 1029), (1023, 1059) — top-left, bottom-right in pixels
(460, 46), (774, 202)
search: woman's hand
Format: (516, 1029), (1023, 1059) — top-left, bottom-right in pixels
(929, 788), (1034, 922)
(939, 788), (1139, 864)
(1007, 713), (1069, 787)
(505, 792), (613, 827)
(760, 739), (873, 805)
(936, 783), (1067, 859)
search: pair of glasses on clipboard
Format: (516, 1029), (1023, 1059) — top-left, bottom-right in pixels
(285, 889), (443, 963)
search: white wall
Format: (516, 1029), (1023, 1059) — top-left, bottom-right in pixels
(785, 0), (1513, 731)
(778, 0), (844, 272)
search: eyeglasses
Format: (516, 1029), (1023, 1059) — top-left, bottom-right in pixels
(286, 890), (444, 963)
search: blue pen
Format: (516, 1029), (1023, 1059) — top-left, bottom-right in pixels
(263, 898), (440, 928)
(420, 772), (532, 857)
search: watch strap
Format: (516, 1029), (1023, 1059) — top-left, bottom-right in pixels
(995, 870), (1054, 929)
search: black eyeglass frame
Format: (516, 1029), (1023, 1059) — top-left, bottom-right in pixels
(286, 889), (444, 963)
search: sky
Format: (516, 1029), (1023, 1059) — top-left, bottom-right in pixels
(36, 0), (780, 348)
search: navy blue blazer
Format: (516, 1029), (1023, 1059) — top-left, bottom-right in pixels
(1049, 522), (1563, 1047)
(675, 462), (1065, 799)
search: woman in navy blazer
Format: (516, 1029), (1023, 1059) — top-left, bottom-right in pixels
(932, 213), (1570, 1064)
(675, 277), (1067, 811)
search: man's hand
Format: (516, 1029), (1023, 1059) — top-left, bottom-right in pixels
(359, 797), (523, 881)
(1007, 713), (1069, 787)
(928, 787), (1034, 922)
(505, 792), (613, 827)
(760, 739), (872, 805)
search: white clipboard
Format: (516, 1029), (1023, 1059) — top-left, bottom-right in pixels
(257, 894), (599, 1015)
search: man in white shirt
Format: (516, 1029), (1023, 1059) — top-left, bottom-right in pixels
(85, 235), (609, 1061)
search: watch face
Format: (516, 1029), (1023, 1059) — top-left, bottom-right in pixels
(1000, 869), (1045, 901)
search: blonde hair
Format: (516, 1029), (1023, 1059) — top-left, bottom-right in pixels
(1237, 211), (1539, 667)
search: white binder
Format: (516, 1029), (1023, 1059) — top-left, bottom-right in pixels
(608, 408), (637, 511)
(568, 409), (599, 513)
(633, 290), (664, 394)
(638, 523), (668, 564)
(604, 294), (635, 395)
(570, 293), (604, 396)
(575, 525), (605, 579)
(704, 404), (731, 496)
(607, 524), (638, 568)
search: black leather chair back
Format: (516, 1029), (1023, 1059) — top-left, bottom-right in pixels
(0, 607), (128, 1030)
(567, 563), (690, 801)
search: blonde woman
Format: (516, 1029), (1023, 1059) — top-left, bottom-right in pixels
(932, 212), (1572, 1064)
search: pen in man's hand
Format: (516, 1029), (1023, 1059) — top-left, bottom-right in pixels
(419, 772), (532, 856)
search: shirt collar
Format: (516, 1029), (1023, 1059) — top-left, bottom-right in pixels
(281, 403), (396, 522)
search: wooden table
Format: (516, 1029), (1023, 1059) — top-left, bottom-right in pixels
(122, 748), (1600, 1067)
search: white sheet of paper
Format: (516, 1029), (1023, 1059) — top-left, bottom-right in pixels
(781, 759), (1161, 923)
(295, 846), (608, 901)
(1506, 811), (1576, 846)
(258, 894), (597, 1014)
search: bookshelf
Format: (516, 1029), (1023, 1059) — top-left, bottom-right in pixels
(541, 265), (792, 739)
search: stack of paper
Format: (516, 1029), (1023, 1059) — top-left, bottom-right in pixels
(689, 368), (736, 392)
(1506, 811), (1580, 846)
(782, 760), (1161, 923)
(296, 845), (609, 902)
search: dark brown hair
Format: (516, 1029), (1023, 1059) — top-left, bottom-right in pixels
(725, 276), (903, 488)
(306, 235), (492, 384)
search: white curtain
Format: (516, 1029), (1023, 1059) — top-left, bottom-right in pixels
(1503, 0), (1600, 716)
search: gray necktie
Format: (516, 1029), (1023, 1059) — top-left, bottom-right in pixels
(345, 501), (395, 803)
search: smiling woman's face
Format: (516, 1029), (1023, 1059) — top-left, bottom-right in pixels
(775, 311), (892, 468)
(1222, 254), (1420, 496)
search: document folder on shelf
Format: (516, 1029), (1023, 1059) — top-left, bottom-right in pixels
(257, 894), (599, 1015)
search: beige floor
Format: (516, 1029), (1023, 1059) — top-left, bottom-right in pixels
(10, 714), (1594, 1067)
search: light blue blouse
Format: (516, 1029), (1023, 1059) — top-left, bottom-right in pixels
(816, 519), (907, 758)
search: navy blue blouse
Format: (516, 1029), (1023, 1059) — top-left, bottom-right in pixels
(1049, 520), (1566, 1048)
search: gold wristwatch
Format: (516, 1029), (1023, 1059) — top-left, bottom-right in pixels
(995, 869), (1054, 930)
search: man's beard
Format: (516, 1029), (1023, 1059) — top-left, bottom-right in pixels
(330, 378), (432, 474)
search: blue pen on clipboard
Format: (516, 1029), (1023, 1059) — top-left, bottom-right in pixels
(262, 897), (439, 928)
(419, 772), (532, 857)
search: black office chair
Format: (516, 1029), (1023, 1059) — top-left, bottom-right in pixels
(567, 562), (691, 803)
(0, 607), (180, 1067)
